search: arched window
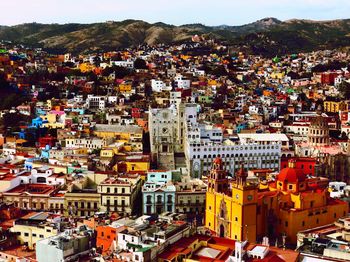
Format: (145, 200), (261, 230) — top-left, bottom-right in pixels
(146, 195), (152, 204)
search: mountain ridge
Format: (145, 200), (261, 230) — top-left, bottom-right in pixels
(0, 17), (350, 56)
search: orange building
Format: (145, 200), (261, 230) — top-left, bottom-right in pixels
(96, 224), (126, 254)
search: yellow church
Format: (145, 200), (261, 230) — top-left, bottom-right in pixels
(205, 158), (349, 244)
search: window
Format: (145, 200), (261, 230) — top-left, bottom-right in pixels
(285, 221), (288, 227)
(288, 184), (293, 190)
(33, 233), (37, 237)
(302, 221), (305, 227)
(107, 187), (110, 193)
(24, 233), (29, 237)
(46, 229), (51, 233)
(40, 234), (44, 238)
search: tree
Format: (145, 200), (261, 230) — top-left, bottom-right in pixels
(339, 81), (350, 99)
(93, 55), (101, 67)
(133, 58), (148, 70)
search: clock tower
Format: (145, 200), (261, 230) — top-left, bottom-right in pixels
(231, 164), (258, 242)
(205, 159), (258, 242)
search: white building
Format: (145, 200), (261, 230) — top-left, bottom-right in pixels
(111, 60), (134, 69)
(85, 95), (106, 110)
(151, 79), (172, 92)
(174, 75), (190, 89)
(185, 123), (283, 177)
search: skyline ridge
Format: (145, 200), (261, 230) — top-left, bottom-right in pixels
(1, 16), (350, 28)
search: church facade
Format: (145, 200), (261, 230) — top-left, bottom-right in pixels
(205, 157), (348, 244)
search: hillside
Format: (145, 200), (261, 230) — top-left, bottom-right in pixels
(0, 18), (350, 55)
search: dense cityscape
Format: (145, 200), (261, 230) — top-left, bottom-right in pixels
(0, 28), (350, 262)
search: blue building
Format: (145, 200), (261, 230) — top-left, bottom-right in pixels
(142, 171), (176, 215)
(32, 117), (45, 128)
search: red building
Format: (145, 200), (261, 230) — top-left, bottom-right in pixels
(320, 72), (339, 85)
(38, 135), (56, 149)
(131, 108), (142, 118)
(280, 157), (316, 176)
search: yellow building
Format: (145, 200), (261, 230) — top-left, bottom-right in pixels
(207, 79), (218, 86)
(114, 155), (150, 173)
(205, 158), (349, 244)
(323, 100), (347, 113)
(79, 62), (95, 73)
(94, 124), (143, 151)
(100, 148), (115, 158)
(97, 174), (142, 216)
(119, 83), (132, 94)
(10, 212), (58, 249)
(206, 158), (257, 242)
(64, 173), (107, 217)
(40, 112), (65, 129)
(270, 71), (285, 79)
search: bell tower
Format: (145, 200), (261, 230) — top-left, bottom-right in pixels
(208, 157), (228, 193)
(231, 163), (258, 242)
(205, 157), (229, 235)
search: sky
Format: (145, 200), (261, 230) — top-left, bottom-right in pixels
(1, 0), (350, 26)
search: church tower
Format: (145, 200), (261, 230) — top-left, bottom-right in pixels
(231, 164), (258, 242)
(308, 105), (330, 146)
(207, 157), (228, 193)
(205, 157), (230, 237)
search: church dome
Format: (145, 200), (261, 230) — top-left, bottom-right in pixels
(278, 168), (306, 183)
(277, 160), (306, 183)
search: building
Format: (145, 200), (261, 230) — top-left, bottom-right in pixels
(174, 176), (207, 215)
(298, 216), (350, 261)
(158, 235), (299, 262)
(324, 100), (347, 113)
(98, 174), (142, 216)
(142, 171), (176, 215)
(205, 158), (258, 242)
(149, 102), (197, 169)
(96, 222), (127, 255)
(93, 124), (143, 152)
(10, 212), (59, 249)
(85, 95), (106, 110)
(36, 225), (94, 262)
(205, 157), (349, 244)
(2, 184), (57, 211)
(64, 173), (106, 217)
(185, 127), (282, 178)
